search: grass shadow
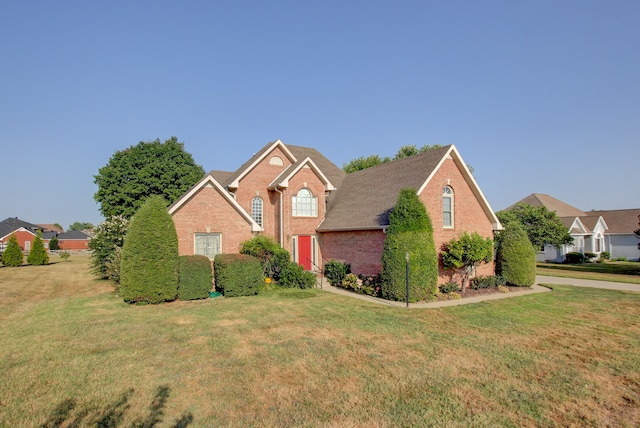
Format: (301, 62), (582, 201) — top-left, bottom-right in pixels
(40, 385), (193, 428)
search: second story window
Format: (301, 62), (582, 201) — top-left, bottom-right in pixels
(252, 196), (263, 227)
(443, 186), (454, 227)
(292, 188), (317, 217)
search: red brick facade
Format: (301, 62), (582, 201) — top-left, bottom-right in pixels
(169, 141), (500, 285)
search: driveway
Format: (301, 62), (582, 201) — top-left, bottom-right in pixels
(535, 275), (640, 293)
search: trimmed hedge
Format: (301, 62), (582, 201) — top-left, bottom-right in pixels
(213, 253), (262, 297)
(120, 195), (179, 304)
(495, 223), (536, 287)
(178, 255), (213, 300)
(381, 188), (438, 302)
(565, 252), (585, 264)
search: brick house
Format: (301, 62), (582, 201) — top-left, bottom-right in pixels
(0, 218), (53, 252)
(169, 140), (502, 283)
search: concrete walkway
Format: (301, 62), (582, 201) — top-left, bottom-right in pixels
(535, 275), (640, 293)
(318, 275), (640, 308)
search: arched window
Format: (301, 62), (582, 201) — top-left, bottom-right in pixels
(252, 196), (263, 227)
(443, 186), (454, 227)
(292, 188), (317, 217)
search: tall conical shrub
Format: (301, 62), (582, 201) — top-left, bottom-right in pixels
(1, 234), (23, 267)
(495, 223), (536, 286)
(120, 195), (179, 303)
(27, 230), (49, 265)
(381, 188), (438, 302)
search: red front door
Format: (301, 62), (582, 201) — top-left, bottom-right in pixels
(298, 235), (312, 271)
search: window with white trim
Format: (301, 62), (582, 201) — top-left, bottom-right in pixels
(292, 188), (318, 217)
(443, 186), (454, 227)
(194, 233), (221, 259)
(251, 196), (263, 227)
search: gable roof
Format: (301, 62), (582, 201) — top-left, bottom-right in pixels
(318, 145), (501, 231)
(225, 139), (297, 190)
(560, 216), (588, 234)
(509, 193), (586, 217)
(37, 224), (64, 233)
(0, 217), (43, 240)
(168, 174), (262, 232)
(586, 209), (640, 234)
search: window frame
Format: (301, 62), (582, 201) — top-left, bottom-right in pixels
(292, 188), (318, 217)
(442, 186), (454, 228)
(251, 196), (263, 228)
(194, 232), (222, 260)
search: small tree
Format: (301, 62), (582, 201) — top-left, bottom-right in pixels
(120, 196), (179, 304)
(441, 232), (494, 292)
(634, 215), (640, 250)
(495, 223), (536, 287)
(68, 222), (94, 231)
(49, 235), (60, 250)
(1, 234), (23, 267)
(89, 216), (129, 280)
(27, 230), (49, 266)
(381, 188), (438, 302)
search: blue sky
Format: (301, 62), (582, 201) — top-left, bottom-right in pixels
(2, 1), (638, 229)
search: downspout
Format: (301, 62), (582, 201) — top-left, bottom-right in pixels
(275, 188), (284, 246)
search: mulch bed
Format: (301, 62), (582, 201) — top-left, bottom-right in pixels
(437, 285), (528, 301)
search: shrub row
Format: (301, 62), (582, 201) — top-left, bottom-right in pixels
(178, 255), (213, 300)
(213, 254), (262, 297)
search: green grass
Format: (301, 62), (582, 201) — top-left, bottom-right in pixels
(1, 255), (640, 427)
(537, 261), (640, 284)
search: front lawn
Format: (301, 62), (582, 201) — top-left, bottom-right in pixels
(1, 255), (639, 427)
(537, 260), (640, 284)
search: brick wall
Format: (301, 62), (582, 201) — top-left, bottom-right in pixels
(172, 184), (254, 256)
(317, 157), (496, 283)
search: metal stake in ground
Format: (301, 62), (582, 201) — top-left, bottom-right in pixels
(405, 252), (410, 308)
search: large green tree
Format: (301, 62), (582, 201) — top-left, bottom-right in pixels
(497, 203), (573, 249)
(120, 195), (179, 304)
(94, 136), (205, 219)
(68, 222), (94, 231)
(343, 145), (443, 173)
(381, 188), (438, 302)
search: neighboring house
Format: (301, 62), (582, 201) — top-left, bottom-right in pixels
(57, 230), (91, 250)
(170, 139), (502, 284)
(508, 194), (640, 261)
(0, 217), (51, 252)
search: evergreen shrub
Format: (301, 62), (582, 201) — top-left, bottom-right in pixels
(324, 259), (351, 286)
(120, 196), (179, 304)
(49, 236), (59, 250)
(495, 223), (536, 287)
(213, 253), (262, 297)
(27, 231), (49, 266)
(178, 255), (213, 300)
(1, 234), (23, 267)
(239, 235), (290, 281)
(381, 188), (438, 302)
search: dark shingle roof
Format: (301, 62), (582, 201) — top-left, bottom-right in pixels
(0, 217), (42, 239)
(586, 209), (640, 234)
(58, 230), (90, 240)
(318, 146), (451, 231)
